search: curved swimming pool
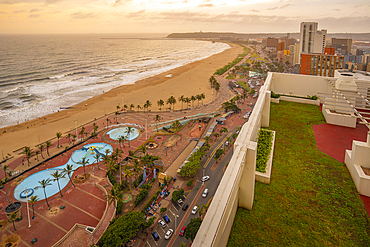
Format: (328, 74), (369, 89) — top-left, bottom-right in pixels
(107, 126), (139, 141)
(14, 143), (113, 202)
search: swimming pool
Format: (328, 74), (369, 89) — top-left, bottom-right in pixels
(14, 143), (113, 202)
(107, 126), (140, 141)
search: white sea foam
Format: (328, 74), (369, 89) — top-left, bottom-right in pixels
(0, 37), (230, 128)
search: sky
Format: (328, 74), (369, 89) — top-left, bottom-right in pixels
(0, 0), (369, 34)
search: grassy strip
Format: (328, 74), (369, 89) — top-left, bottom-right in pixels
(228, 101), (370, 246)
(236, 81), (250, 92)
(214, 45), (250, 75)
(256, 129), (273, 173)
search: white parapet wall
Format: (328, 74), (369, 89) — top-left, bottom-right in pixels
(345, 133), (370, 196)
(279, 96), (320, 106)
(322, 104), (357, 128)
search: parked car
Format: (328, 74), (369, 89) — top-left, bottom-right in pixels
(165, 229), (174, 240)
(201, 176), (210, 182)
(177, 199), (183, 204)
(158, 219), (166, 228)
(151, 231), (159, 241)
(182, 204), (189, 211)
(191, 206), (198, 215)
(202, 188), (209, 198)
(163, 215), (170, 223)
(179, 226), (186, 236)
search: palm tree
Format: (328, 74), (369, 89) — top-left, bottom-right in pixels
(51, 170), (66, 197)
(106, 160), (117, 177)
(141, 145), (147, 157)
(77, 157), (89, 178)
(66, 133), (72, 143)
(72, 134), (76, 145)
(153, 115), (162, 131)
(157, 99), (164, 110)
(191, 95), (196, 108)
(130, 103), (135, 111)
(94, 153), (102, 170)
(46, 140), (52, 156)
(63, 164), (76, 187)
(179, 95), (185, 110)
(145, 100), (152, 112)
(29, 195), (39, 219)
(137, 104), (141, 113)
(93, 123), (99, 134)
(79, 126), (85, 141)
(34, 178), (52, 209)
(39, 144), (44, 159)
(116, 105), (120, 111)
(10, 212), (17, 231)
(56, 132), (62, 148)
(200, 93), (205, 105)
(196, 94), (202, 106)
(106, 184), (123, 217)
(115, 111), (119, 123)
(106, 118), (109, 129)
(35, 151), (40, 161)
(123, 104), (128, 111)
(185, 97), (191, 109)
(166, 96), (176, 111)
(24, 146), (33, 166)
(220, 127), (228, 135)
(143, 102), (148, 113)
(124, 126), (134, 147)
(3, 165), (8, 179)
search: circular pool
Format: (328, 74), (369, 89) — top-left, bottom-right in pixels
(107, 126), (140, 141)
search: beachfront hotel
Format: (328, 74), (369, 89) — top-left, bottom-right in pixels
(193, 69), (370, 246)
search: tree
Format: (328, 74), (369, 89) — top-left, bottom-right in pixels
(56, 132), (62, 148)
(3, 165), (8, 179)
(153, 115), (162, 131)
(106, 184), (123, 217)
(51, 170), (66, 197)
(179, 95), (185, 110)
(46, 140), (52, 156)
(197, 203), (209, 218)
(166, 96), (176, 111)
(94, 153), (102, 170)
(115, 111), (119, 123)
(220, 127), (228, 135)
(214, 149), (224, 161)
(196, 94), (201, 106)
(99, 211), (145, 246)
(172, 188), (184, 202)
(141, 216), (156, 232)
(157, 99), (164, 110)
(29, 195), (39, 219)
(39, 144), (45, 159)
(79, 126), (85, 141)
(185, 97), (191, 109)
(137, 104), (141, 113)
(24, 146), (33, 166)
(63, 164), (76, 187)
(124, 126), (134, 147)
(10, 211), (18, 231)
(184, 217), (202, 242)
(66, 133), (72, 143)
(191, 95), (196, 108)
(200, 93), (205, 105)
(34, 178), (52, 209)
(213, 132), (220, 140)
(130, 103), (135, 111)
(145, 100), (152, 112)
(77, 157), (89, 178)
(106, 118), (109, 129)
(35, 150), (40, 161)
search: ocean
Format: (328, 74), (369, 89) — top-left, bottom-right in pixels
(0, 34), (229, 129)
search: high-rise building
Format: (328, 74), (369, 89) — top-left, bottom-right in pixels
(299, 22), (327, 63)
(300, 53), (344, 77)
(266, 37), (278, 48)
(289, 43), (300, 65)
(277, 42), (285, 51)
(332, 38), (352, 55)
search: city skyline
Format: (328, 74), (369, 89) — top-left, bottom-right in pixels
(0, 0), (369, 34)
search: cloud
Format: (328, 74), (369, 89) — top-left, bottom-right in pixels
(0, 0), (23, 4)
(331, 8), (341, 11)
(13, 9), (25, 14)
(30, 8), (41, 13)
(45, 0), (63, 4)
(70, 12), (98, 19)
(112, 0), (131, 7)
(0, 11), (7, 14)
(268, 3), (291, 10)
(198, 3), (214, 7)
(126, 9), (146, 18)
(28, 14), (39, 18)
(250, 9), (259, 12)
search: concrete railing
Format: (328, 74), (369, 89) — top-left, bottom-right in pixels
(193, 72), (273, 247)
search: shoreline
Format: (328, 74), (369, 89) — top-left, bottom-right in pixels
(0, 42), (242, 157)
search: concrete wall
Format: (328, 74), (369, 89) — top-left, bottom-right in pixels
(322, 104), (357, 128)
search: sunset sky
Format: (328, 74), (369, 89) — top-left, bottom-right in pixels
(0, 0), (369, 34)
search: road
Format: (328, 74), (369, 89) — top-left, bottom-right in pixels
(144, 129), (236, 247)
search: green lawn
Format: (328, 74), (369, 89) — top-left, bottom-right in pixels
(227, 101), (370, 246)
(236, 81), (250, 92)
(250, 52), (268, 62)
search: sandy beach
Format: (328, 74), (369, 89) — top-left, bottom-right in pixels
(0, 42), (242, 159)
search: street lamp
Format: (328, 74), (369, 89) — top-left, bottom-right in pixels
(23, 188), (31, 228)
(202, 169), (205, 185)
(170, 212), (179, 232)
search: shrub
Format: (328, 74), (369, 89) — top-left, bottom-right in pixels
(172, 188), (184, 202)
(186, 178), (194, 187)
(160, 207), (167, 213)
(134, 189), (148, 205)
(141, 183), (151, 190)
(271, 91), (281, 99)
(132, 180), (138, 188)
(117, 200), (123, 215)
(141, 188), (162, 213)
(256, 129), (273, 173)
(138, 174), (143, 184)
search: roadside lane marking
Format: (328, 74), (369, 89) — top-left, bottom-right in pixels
(204, 132), (233, 168)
